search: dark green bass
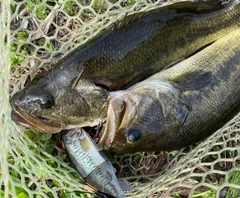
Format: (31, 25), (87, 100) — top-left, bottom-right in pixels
(98, 29), (240, 152)
(11, 0), (240, 133)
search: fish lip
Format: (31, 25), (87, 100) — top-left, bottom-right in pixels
(97, 103), (117, 150)
(97, 91), (128, 150)
(11, 104), (65, 133)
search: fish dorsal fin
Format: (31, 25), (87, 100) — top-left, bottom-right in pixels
(117, 180), (134, 192)
(113, 0), (225, 30)
(172, 71), (213, 91)
(168, 0), (225, 12)
(113, 9), (155, 30)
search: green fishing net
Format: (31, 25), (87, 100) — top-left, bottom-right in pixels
(1, 0), (239, 197)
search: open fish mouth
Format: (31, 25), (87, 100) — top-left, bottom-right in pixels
(97, 91), (132, 150)
(11, 105), (65, 133)
(97, 102), (120, 150)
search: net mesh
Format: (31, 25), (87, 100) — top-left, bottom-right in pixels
(1, 0), (240, 197)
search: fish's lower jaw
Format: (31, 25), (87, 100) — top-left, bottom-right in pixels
(96, 136), (113, 151)
(11, 105), (65, 133)
(97, 102), (120, 150)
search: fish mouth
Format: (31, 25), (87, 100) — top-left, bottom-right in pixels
(97, 91), (131, 150)
(11, 105), (65, 133)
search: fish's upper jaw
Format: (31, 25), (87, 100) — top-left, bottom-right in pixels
(10, 82), (67, 133)
(10, 100), (65, 134)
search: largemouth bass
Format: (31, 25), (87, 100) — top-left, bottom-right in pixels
(62, 128), (132, 198)
(11, 0), (240, 133)
(97, 28), (240, 152)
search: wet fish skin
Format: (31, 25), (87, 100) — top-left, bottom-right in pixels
(10, 0), (240, 133)
(62, 128), (129, 198)
(10, 78), (110, 133)
(97, 28), (240, 152)
(64, 0), (240, 90)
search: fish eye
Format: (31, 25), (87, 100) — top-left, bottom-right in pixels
(40, 95), (55, 109)
(127, 129), (141, 142)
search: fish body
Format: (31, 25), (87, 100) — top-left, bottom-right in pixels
(62, 128), (130, 198)
(98, 28), (240, 152)
(55, 0), (240, 90)
(11, 0), (240, 133)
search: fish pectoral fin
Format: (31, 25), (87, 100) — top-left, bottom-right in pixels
(172, 71), (213, 91)
(177, 107), (189, 125)
(117, 180), (134, 192)
(168, 0), (223, 11)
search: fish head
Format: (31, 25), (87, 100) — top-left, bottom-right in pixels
(98, 81), (189, 152)
(11, 73), (110, 133)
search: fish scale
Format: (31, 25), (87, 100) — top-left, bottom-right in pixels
(98, 28), (240, 152)
(177, 48), (240, 147)
(11, 0), (240, 134)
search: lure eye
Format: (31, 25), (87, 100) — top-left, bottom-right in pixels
(128, 129), (141, 142)
(40, 95), (55, 109)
